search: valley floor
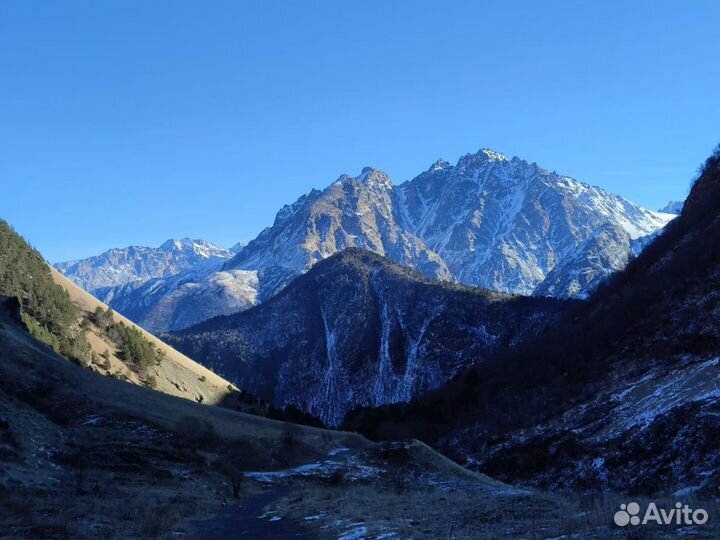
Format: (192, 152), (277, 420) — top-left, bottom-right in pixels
(5, 403), (720, 540)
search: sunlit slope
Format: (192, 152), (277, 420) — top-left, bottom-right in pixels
(50, 266), (235, 406)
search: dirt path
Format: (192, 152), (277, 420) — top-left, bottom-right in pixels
(183, 487), (314, 540)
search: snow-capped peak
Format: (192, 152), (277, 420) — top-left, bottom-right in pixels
(658, 200), (684, 215)
(477, 148), (509, 161)
(428, 159), (452, 172)
(56, 238), (234, 292)
(357, 167), (393, 188)
(61, 145), (677, 323)
(159, 238), (232, 259)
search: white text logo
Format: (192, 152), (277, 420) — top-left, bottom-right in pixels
(614, 502), (708, 527)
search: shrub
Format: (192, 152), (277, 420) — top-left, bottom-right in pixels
(175, 416), (217, 450)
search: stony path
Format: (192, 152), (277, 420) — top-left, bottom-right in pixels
(183, 487), (313, 540)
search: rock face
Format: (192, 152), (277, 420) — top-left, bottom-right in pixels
(55, 238), (233, 292)
(227, 167), (452, 301)
(167, 249), (572, 426)
(0, 295), (24, 329)
(533, 224), (634, 298)
(58, 148), (674, 332)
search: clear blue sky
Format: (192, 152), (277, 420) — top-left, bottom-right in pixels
(1, 1), (718, 262)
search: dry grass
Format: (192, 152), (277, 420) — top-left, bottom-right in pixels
(50, 267), (237, 405)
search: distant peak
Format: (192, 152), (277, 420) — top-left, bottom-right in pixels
(160, 238), (201, 250)
(160, 238), (184, 250)
(341, 167), (394, 188)
(428, 159), (452, 172)
(455, 148), (511, 171)
(477, 148), (509, 161)
(658, 200), (684, 215)
(159, 238), (228, 256)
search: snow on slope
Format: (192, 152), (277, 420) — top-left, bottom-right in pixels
(397, 149), (675, 295)
(55, 238), (234, 292)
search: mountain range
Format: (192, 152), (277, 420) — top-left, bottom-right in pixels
(56, 238), (236, 292)
(56, 148), (675, 333)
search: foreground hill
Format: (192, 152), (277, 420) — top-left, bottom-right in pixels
(168, 249), (572, 426)
(346, 145), (720, 495)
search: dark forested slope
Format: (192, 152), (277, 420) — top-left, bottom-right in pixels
(168, 249), (572, 426)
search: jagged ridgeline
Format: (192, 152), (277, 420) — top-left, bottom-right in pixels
(0, 221), (164, 378)
(0, 220), (91, 362)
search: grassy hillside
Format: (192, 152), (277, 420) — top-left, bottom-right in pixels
(50, 267), (243, 406)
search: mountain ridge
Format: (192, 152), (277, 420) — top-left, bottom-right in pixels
(58, 147), (673, 332)
(55, 237), (234, 293)
(168, 248), (573, 426)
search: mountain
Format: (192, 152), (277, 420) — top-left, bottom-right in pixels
(346, 146), (720, 495)
(226, 167), (452, 300)
(96, 267), (259, 334)
(659, 199), (684, 214)
(226, 150), (672, 300)
(167, 248), (572, 426)
(55, 238), (234, 293)
(64, 148), (673, 332)
(396, 149), (673, 296)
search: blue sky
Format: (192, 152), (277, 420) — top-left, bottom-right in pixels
(1, 1), (718, 262)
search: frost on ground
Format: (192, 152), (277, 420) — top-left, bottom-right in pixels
(246, 448), (385, 484)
